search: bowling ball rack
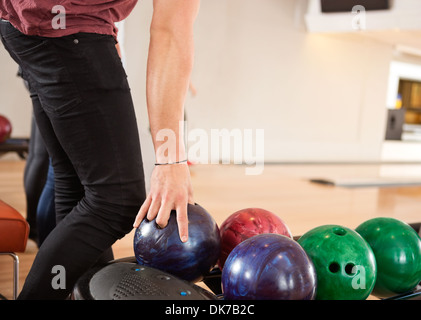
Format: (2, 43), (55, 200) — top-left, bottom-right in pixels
(0, 138), (29, 159)
(70, 222), (421, 300)
(72, 256), (219, 300)
(382, 285), (421, 300)
(72, 256), (421, 300)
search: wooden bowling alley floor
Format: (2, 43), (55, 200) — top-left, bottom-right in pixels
(1, 159), (421, 300)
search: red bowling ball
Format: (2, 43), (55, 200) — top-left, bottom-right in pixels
(0, 115), (12, 143)
(218, 208), (292, 269)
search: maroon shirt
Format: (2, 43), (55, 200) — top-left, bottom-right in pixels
(0, 0), (137, 38)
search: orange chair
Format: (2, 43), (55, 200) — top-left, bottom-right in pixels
(0, 200), (29, 299)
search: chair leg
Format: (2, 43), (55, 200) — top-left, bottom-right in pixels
(0, 252), (19, 299)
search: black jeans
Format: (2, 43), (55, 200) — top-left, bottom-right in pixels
(0, 21), (146, 299)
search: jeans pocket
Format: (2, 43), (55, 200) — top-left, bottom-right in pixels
(15, 38), (49, 56)
(1, 22), (48, 56)
(0, 21), (23, 40)
(72, 33), (129, 91)
(11, 37), (82, 116)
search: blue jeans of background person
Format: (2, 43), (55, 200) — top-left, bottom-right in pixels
(0, 21), (146, 299)
(36, 161), (55, 247)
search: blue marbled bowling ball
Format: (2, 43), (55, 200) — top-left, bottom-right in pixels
(222, 233), (317, 300)
(133, 203), (221, 283)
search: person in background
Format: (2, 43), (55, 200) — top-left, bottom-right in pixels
(23, 115), (49, 244)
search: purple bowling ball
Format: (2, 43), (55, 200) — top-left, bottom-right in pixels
(133, 203), (221, 283)
(222, 233), (317, 300)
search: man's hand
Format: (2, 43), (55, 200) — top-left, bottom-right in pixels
(133, 163), (193, 242)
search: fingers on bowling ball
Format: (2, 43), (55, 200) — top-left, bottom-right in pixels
(356, 217), (421, 298)
(218, 208), (292, 269)
(0, 115), (12, 143)
(298, 225), (377, 300)
(133, 203), (221, 283)
(221, 233), (317, 300)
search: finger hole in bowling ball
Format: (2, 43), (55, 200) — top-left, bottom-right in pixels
(329, 262), (340, 273)
(345, 263), (356, 276)
(332, 227), (347, 236)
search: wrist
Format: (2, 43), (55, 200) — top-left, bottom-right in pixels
(155, 159), (188, 166)
(154, 140), (187, 164)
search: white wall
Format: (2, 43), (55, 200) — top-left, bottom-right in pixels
(0, 48), (32, 137)
(164, 0), (392, 162)
(0, 0), (397, 163)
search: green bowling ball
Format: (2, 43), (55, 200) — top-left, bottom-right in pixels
(356, 217), (421, 298)
(298, 225), (376, 300)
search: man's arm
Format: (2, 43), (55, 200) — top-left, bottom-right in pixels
(133, 0), (200, 242)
